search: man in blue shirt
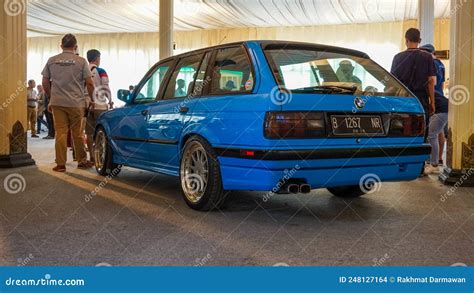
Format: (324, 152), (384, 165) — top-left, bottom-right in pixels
(420, 44), (449, 174)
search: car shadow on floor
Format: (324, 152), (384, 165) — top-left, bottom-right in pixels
(65, 167), (390, 222)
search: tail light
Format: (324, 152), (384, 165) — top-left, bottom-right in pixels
(264, 111), (326, 139)
(389, 114), (425, 136)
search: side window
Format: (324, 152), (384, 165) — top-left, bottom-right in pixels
(135, 61), (172, 103)
(191, 52), (211, 96)
(209, 46), (254, 95)
(163, 53), (204, 100)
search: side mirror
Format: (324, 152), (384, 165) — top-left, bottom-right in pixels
(117, 89), (131, 103)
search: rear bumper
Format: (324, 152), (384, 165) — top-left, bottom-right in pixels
(216, 145), (430, 191)
(215, 145), (431, 161)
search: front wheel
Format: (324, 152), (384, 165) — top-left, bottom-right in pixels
(180, 136), (225, 211)
(94, 127), (121, 176)
(327, 185), (369, 198)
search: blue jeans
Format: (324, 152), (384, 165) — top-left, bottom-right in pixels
(427, 113), (448, 165)
(37, 112), (48, 132)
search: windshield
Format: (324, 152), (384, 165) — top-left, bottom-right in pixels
(264, 47), (413, 97)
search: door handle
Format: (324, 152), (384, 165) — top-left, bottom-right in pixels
(141, 109), (149, 116)
(179, 106), (189, 113)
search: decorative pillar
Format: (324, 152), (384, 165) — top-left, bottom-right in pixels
(418, 0), (435, 45)
(440, 0), (474, 185)
(159, 0), (174, 60)
(0, 0), (35, 167)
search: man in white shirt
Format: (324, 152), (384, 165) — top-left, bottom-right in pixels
(26, 80), (38, 138)
(85, 49), (113, 163)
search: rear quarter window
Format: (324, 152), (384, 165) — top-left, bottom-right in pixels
(208, 46), (254, 95)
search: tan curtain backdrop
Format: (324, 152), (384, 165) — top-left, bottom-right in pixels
(27, 20), (450, 104)
(27, 0), (453, 37)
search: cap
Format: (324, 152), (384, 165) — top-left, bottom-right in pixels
(420, 44), (435, 53)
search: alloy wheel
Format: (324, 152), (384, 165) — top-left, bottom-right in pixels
(180, 141), (209, 203)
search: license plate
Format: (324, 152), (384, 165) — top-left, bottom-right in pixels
(331, 115), (384, 136)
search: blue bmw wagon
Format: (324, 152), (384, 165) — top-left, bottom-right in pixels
(94, 40), (430, 211)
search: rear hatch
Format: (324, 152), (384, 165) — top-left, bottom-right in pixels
(262, 42), (426, 148)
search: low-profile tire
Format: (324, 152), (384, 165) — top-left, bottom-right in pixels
(180, 136), (225, 211)
(327, 185), (368, 198)
(94, 127), (121, 177)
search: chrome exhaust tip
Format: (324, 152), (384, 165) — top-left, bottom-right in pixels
(287, 184), (299, 194)
(299, 184), (311, 194)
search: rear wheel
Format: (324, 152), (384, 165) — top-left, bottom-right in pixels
(94, 127), (121, 176)
(327, 185), (369, 198)
(180, 136), (225, 211)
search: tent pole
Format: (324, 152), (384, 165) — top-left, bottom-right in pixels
(159, 0), (174, 60)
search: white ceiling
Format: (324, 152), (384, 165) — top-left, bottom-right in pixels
(27, 0), (452, 37)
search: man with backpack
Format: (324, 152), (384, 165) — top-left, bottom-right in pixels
(85, 49), (114, 163)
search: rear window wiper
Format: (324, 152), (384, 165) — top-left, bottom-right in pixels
(290, 85), (357, 94)
(313, 85), (358, 94)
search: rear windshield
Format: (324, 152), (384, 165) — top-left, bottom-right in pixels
(264, 47), (413, 98)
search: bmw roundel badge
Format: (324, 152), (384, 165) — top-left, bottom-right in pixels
(354, 97), (365, 109)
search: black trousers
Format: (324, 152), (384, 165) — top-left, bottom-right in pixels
(45, 110), (55, 137)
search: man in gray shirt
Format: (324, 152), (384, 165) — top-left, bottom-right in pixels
(42, 34), (95, 172)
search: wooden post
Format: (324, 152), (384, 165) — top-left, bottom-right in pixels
(440, 0), (474, 185)
(0, 1), (35, 167)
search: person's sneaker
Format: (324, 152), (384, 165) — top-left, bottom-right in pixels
(439, 159), (444, 165)
(52, 165), (66, 172)
(31, 134), (39, 138)
(77, 161), (94, 169)
(424, 164), (440, 174)
(43, 136), (54, 139)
